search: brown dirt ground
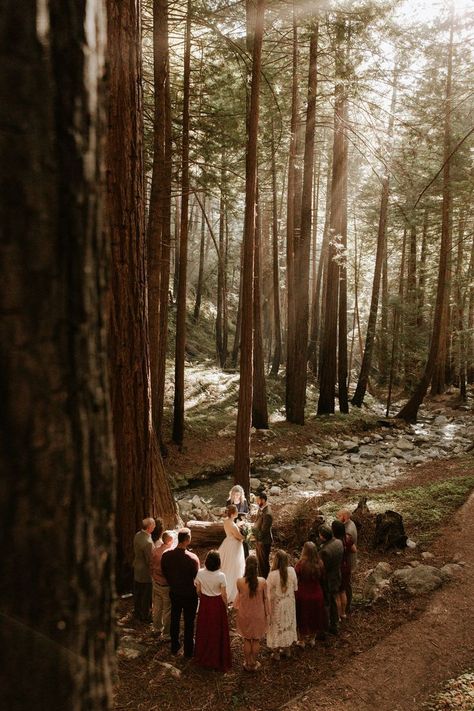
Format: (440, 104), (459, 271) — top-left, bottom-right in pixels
(114, 455), (474, 711)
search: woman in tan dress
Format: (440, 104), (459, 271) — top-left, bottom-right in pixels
(234, 556), (269, 671)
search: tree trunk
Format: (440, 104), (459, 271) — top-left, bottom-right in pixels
(234, 0), (265, 494)
(338, 93), (349, 413)
(386, 228), (407, 415)
(252, 192), (269, 428)
(352, 70), (397, 407)
(417, 209), (428, 329)
(289, 22), (319, 424)
(172, 0), (191, 445)
(468, 232), (474, 384)
(404, 223), (418, 389)
(285, 14), (299, 418)
(318, 21), (346, 415)
(193, 194), (206, 323)
(216, 161), (227, 368)
(455, 213), (467, 399)
(107, 0), (177, 585)
(397, 12), (454, 422)
(270, 120), (282, 376)
(0, 2), (115, 707)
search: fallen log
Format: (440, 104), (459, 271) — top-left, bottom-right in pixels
(187, 520), (226, 547)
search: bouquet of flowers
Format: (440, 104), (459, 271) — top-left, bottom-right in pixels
(239, 522), (253, 545)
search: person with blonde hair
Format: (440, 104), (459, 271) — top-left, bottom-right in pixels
(295, 542), (326, 647)
(266, 550), (298, 659)
(218, 504), (245, 602)
(133, 517), (156, 622)
(234, 556), (269, 671)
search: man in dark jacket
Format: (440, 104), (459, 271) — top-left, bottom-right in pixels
(319, 524), (343, 634)
(161, 528), (199, 657)
(253, 492), (273, 578)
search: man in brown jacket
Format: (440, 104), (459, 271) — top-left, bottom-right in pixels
(253, 492), (273, 578)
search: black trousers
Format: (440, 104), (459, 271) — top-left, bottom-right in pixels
(169, 592), (198, 657)
(255, 542), (271, 578)
(134, 581), (152, 622)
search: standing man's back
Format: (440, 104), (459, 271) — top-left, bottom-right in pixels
(133, 517), (156, 622)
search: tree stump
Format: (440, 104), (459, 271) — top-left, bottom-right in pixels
(187, 520), (226, 547)
(373, 510), (407, 550)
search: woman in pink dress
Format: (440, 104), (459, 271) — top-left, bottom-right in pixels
(194, 551), (232, 672)
(295, 541), (326, 647)
(234, 556), (269, 671)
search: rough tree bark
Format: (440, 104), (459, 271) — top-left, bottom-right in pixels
(234, 0), (265, 494)
(0, 1), (115, 708)
(252, 193), (269, 428)
(270, 119), (282, 376)
(172, 0), (191, 445)
(193, 194), (206, 323)
(107, 0), (177, 584)
(338, 94), (349, 413)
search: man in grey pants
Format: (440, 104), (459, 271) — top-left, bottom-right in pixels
(133, 517), (156, 622)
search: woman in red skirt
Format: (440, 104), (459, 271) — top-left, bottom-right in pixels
(295, 541), (326, 647)
(194, 550), (232, 672)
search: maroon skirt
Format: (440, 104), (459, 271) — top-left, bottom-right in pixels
(194, 594), (232, 672)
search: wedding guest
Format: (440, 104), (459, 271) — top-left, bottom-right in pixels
(254, 492), (273, 578)
(194, 551), (232, 672)
(151, 530), (174, 640)
(337, 508), (358, 612)
(227, 485), (250, 558)
(133, 517), (155, 622)
(332, 519), (356, 621)
(218, 505), (245, 603)
(151, 517), (163, 543)
(161, 528), (199, 658)
(266, 550), (298, 660)
(234, 556), (269, 671)
(295, 542), (326, 647)
(319, 524), (343, 635)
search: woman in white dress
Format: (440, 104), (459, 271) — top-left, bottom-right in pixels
(266, 549), (298, 659)
(218, 505), (245, 603)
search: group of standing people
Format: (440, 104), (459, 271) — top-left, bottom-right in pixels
(132, 489), (357, 673)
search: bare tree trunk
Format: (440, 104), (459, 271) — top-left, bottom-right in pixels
(0, 2), (115, 707)
(107, 0), (177, 584)
(352, 70), (397, 406)
(417, 209), (428, 328)
(338, 94), (349, 412)
(467, 231), (474, 384)
(397, 12), (454, 422)
(193, 194), (206, 322)
(270, 120), (282, 376)
(386, 228), (407, 415)
(231, 243), (244, 367)
(252, 193), (269, 428)
(216, 160), (227, 367)
(454, 213), (467, 399)
(404, 223), (418, 388)
(172, 0), (191, 445)
(290, 22), (319, 424)
(234, 0), (265, 494)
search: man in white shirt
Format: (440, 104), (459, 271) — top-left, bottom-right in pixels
(133, 517), (155, 622)
(151, 531), (174, 639)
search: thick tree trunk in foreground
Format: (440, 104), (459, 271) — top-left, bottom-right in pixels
(290, 23), (319, 424)
(173, 0), (192, 445)
(397, 14), (454, 422)
(107, 0), (177, 584)
(0, 1), (115, 708)
(234, 0), (265, 494)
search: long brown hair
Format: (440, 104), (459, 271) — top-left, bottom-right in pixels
(244, 556), (259, 597)
(272, 549), (289, 592)
(298, 541), (321, 580)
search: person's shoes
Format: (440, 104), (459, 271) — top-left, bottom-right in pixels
(308, 639), (316, 648)
(270, 651), (280, 660)
(296, 640), (305, 649)
(328, 626), (338, 636)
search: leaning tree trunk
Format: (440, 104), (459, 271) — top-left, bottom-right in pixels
(107, 0), (177, 586)
(234, 0), (265, 495)
(397, 12), (454, 422)
(352, 69), (397, 407)
(0, 1), (115, 708)
(172, 0), (191, 445)
(290, 22), (319, 424)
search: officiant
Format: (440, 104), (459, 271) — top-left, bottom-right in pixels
(226, 485), (250, 558)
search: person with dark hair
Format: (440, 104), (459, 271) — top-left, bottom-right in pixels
(234, 556), (269, 671)
(151, 517), (164, 543)
(193, 551), (231, 671)
(253, 492), (273, 578)
(266, 550), (298, 659)
(133, 517), (156, 622)
(161, 528), (199, 658)
(295, 542), (326, 647)
(218, 504), (245, 603)
(332, 519), (356, 621)
(319, 524), (343, 635)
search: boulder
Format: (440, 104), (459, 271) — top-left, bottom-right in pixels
(250, 477), (262, 490)
(421, 551), (435, 560)
(395, 438), (415, 451)
(391, 564), (444, 595)
(440, 563), (463, 579)
(187, 520), (226, 546)
(433, 415), (449, 426)
(363, 562), (393, 600)
(310, 464), (335, 479)
(269, 485), (282, 496)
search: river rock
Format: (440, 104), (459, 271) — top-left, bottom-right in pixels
(269, 485), (282, 496)
(421, 551), (435, 560)
(391, 564), (444, 595)
(359, 445), (377, 459)
(440, 563), (463, 579)
(395, 437), (415, 451)
(343, 440), (359, 453)
(250, 477), (262, 490)
(310, 464), (335, 479)
(433, 415), (449, 426)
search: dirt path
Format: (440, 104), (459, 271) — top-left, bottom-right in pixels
(281, 491), (474, 711)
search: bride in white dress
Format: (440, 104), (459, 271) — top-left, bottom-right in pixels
(218, 504), (246, 603)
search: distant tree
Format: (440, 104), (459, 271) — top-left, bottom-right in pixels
(0, 1), (115, 707)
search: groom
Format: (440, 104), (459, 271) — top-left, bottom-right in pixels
(254, 492), (273, 578)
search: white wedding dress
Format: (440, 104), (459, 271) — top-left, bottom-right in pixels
(218, 518), (245, 603)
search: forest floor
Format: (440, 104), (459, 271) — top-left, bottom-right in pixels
(114, 389), (474, 710)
